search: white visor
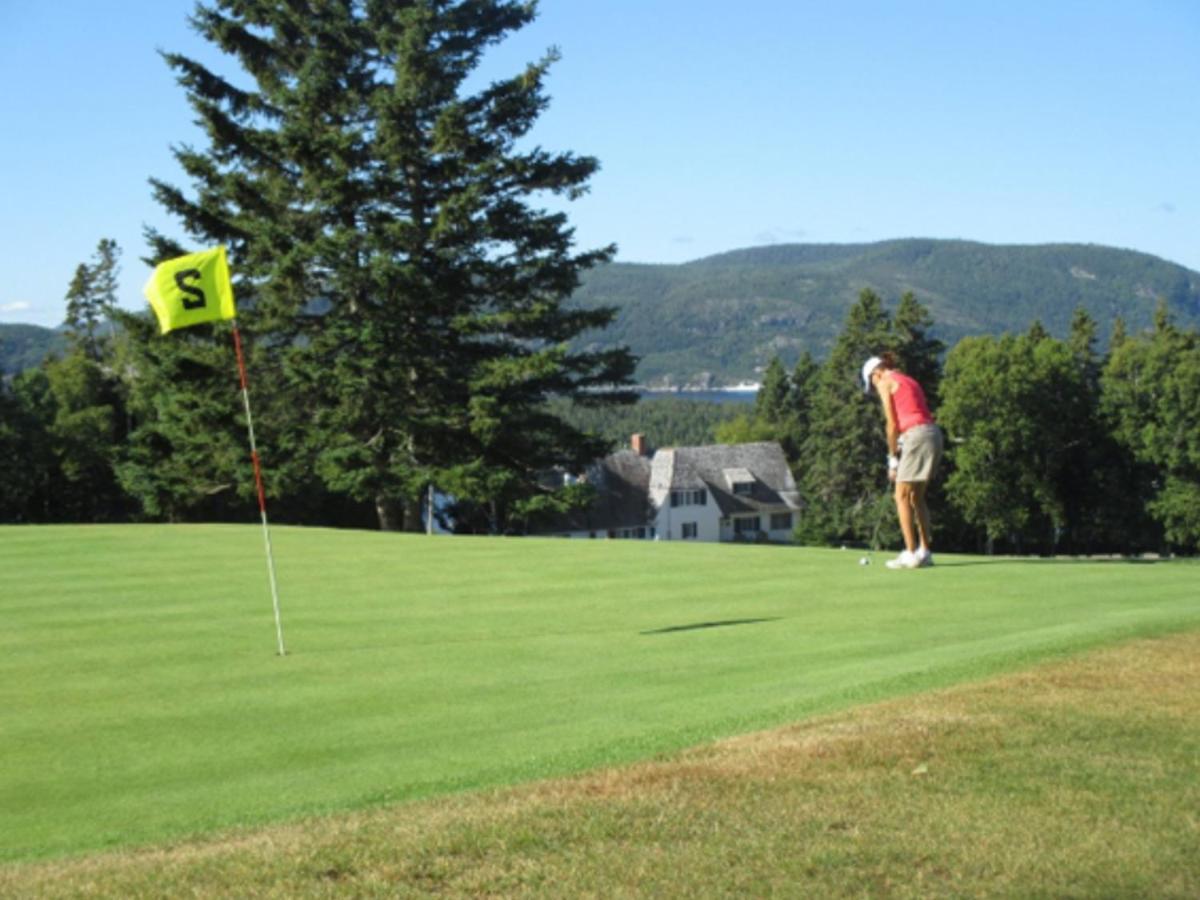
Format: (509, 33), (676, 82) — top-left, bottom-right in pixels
(861, 356), (883, 394)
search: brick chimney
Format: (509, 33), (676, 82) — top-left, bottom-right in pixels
(631, 433), (648, 456)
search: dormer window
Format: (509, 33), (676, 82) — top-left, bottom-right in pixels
(724, 467), (756, 497)
(670, 488), (707, 507)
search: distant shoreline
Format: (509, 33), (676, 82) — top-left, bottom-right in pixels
(638, 385), (758, 404)
(638, 382), (760, 393)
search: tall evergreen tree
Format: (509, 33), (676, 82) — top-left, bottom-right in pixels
(148, 0), (636, 532)
(890, 291), (944, 407)
(91, 239), (121, 341)
(780, 350), (820, 465)
(34, 239), (132, 521)
(754, 356), (790, 424)
(63, 264), (98, 360)
(796, 289), (893, 545)
(63, 239), (122, 362)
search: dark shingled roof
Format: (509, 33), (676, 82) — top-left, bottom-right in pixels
(664, 442), (801, 516)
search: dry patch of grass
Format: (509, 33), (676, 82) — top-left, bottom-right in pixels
(6, 632), (1198, 898)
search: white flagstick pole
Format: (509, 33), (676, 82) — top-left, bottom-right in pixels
(232, 322), (286, 656)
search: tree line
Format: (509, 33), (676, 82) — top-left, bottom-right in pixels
(716, 289), (1200, 555)
(2, 1), (1197, 553)
(7, 256), (1198, 555)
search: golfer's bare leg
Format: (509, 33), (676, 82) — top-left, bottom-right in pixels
(894, 481), (917, 553)
(912, 481), (933, 552)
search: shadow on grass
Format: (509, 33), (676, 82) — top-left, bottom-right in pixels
(641, 617), (781, 636)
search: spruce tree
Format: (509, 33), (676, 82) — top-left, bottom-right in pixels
(890, 291), (943, 407)
(797, 289), (893, 545)
(43, 239), (131, 521)
(63, 264), (98, 360)
(148, 0), (635, 532)
(63, 239), (122, 363)
(780, 350), (819, 465)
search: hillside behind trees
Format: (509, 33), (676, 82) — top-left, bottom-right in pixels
(568, 239), (1200, 386)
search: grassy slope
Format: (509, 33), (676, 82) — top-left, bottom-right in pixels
(2, 525), (1197, 862)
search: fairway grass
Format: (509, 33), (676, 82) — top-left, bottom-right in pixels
(2, 524), (1197, 864)
(4, 632), (1197, 897)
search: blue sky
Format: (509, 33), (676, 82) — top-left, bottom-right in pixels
(1, 0), (1196, 327)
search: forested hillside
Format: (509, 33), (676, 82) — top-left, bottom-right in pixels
(0, 325), (65, 375)
(7, 240), (1198, 385)
(568, 239), (1200, 386)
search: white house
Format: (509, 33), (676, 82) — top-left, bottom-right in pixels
(537, 435), (803, 543)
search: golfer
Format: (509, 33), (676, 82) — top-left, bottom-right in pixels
(862, 352), (943, 569)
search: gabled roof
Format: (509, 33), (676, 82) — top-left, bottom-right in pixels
(663, 442), (801, 516)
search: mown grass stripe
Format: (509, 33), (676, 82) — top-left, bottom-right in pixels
(1, 524), (1197, 861)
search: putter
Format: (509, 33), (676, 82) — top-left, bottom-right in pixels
(860, 489), (893, 566)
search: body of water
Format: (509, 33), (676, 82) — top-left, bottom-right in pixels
(639, 389), (758, 405)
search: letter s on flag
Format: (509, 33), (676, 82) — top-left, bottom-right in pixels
(142, 246), (237, 334)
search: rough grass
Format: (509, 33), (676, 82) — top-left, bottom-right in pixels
(4, 631), (1197, 898)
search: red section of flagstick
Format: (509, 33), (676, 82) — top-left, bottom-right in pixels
(232, 324), (268, 514)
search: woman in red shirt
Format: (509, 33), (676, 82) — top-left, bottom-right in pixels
(862, 352), (944, 569)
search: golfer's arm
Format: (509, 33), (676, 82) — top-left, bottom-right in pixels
(879, 390), (899, 457)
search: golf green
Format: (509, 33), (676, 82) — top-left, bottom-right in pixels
(2, 524), (1196, 861)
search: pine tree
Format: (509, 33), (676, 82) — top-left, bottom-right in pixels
(797, 289), (893, 545)
(890, 291), (944, 407)
(754, 357), (791, 424)
(91, 239), (121, 342)
(63, 239), (122, 363)
(63, 264), (98, 360)
(781, 350), (819, 464)
(41, 240), (132, 521)
(148, 0), (636, 532)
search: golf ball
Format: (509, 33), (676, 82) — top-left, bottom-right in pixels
(859, 557), (870, 566)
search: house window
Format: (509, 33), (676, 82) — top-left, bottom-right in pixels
(770, 512), (793, 531)
(681, 522), (699, 539)
(733, 481), (754, 497)
(733, 516), (760, 536)
(670, 488), (707, 507)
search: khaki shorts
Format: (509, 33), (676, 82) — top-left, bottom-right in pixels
(898, 424), (943, 483)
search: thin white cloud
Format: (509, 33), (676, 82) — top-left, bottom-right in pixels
(1, 301), (32, 313)
(754, 228), (808, 245)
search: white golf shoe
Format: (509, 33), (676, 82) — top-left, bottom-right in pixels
(885, 549), (920, 570)
(916, 547), (934, 567)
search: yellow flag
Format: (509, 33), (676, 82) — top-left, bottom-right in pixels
(142, 246), (237, 334)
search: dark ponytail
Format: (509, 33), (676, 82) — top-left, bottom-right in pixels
(879, 350), (899, 370)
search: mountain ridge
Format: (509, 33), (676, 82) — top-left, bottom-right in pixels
(568, 239), (1200, 387)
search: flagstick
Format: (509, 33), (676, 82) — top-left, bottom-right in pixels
(231, 322), (286, 656)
